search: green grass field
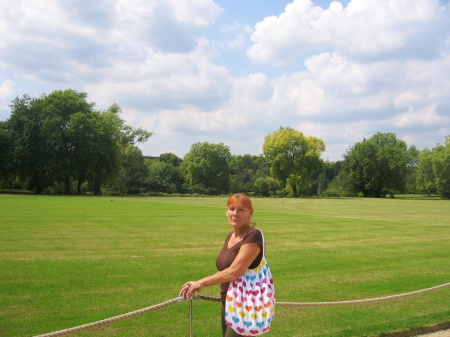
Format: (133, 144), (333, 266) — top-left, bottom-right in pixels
(0, 194), (449, 337)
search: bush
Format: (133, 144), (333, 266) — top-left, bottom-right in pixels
(322, 188), (340, 197)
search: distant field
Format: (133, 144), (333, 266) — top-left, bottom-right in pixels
(0, 194), (449, 337)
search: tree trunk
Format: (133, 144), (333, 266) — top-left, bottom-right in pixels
(64, 175), (71, 195)
(33, 173), (43, 194)
(35, 184), (43, 194)
(77, 175), (82, 195)
(291, 184), (298, 198)
(93, 177), (102, 195)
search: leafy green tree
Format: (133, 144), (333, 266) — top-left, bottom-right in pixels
(145, 153), (183, 193)
(229, 154), (270, 193)
(145, 157), (184, 193)
(266, 177), (281, 196)
(254, 177), (280, 196)
(6, 95), (53, 193)
(317, 171), (328, 196)
(89, 106), (151, 195)
(323, 174), (355, 197)
(317, 161), (344, 196)
(66, 112), (102, 194)
(254, 177), (269, 196)
(158, 152), (183, 167)
(116, 145), (149, 194)
(263, 127), (325, 197)
(432, 138), (450, 198)
(39, 89), (94, 194)
(105, 104), (153, 145)
(181, 142), (231, 195)
(4, 90), (152, 195)
(345, 132), (408, 197)
(344, 139), (377, 196)
(416, 136), (450, 198)
(6, 90), (95, 194)
(0, 121), (14, 188)
(405, 145), (420, 193)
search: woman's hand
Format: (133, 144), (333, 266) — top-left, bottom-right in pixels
(179, 280), (204, 298)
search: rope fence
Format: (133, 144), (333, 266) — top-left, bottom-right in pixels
(32, 297), (184, 337)
(196, 281), (450, 307)
(32, 281), (450, 337)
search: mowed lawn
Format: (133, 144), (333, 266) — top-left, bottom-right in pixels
(0, 194), (449, 337)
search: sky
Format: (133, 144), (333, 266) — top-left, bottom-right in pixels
(1, 0), (450, 161)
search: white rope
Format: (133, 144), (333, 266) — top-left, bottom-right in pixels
(31, 281), (450, 337)
(277, 281), (450, 307)
(32, 297), (185, 337)
(196, 281), (450, 307)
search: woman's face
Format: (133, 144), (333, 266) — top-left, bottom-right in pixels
(226, 201), (253, 228)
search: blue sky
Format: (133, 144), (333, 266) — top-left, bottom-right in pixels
(1, 0), (449, 161)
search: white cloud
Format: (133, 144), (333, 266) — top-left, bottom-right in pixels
(391, 105), (446, 127)
(0, 0), (221, 79)
(86, 39), (231, 114)
(0, 80), (18, 100)
(0, 80), (19, 116)
(247, 0), (448, 64)
(114, 0), (221, 52)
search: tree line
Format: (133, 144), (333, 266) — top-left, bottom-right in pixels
(0, 89), (449, 198)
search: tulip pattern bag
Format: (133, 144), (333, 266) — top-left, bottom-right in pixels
(225, 229), (275, 336)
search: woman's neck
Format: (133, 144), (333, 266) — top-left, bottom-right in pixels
(234, 224), (251, 239)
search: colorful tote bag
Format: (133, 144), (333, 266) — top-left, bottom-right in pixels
(225, 229), (275, 336)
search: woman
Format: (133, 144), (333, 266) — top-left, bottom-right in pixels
(179, 193), (264, 337)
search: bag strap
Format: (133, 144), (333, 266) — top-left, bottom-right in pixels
(255, 227), (266, 257)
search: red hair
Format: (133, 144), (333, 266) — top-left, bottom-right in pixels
(227, 193), (253, 210)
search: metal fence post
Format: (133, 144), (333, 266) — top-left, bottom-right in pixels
(189, 297), (193, 337)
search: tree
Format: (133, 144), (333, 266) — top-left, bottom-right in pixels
(254, 177), (280, 197)
(345, 132), (408, 197)
(317, 160), (342, 196)
(416, 148), (436, 196)
(432, 138), (450, 198)
(0, 121), (12, 186)
(88, 105), (151, 195)
(144, 153), (184, 193)
(6, 95), (53, 193)
(145, 157), (184, 193)
(181, 142), (231, 195)
(404, 145), (420, 193)
(3, 90), (152, 194)
(5, 90), (95, 194)
(229, 154), (270, 193)
(107, 103), (152, 146)
(159, 152), (183, 167)
(39, 89), (95, 194)
(66, 112), (102, 194)
(263, 127), (325, 197)
(416, 136), (450, 198)
(116, 145), (149, 194)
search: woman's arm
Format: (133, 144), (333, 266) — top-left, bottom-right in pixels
(179, 242), (260, 298)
